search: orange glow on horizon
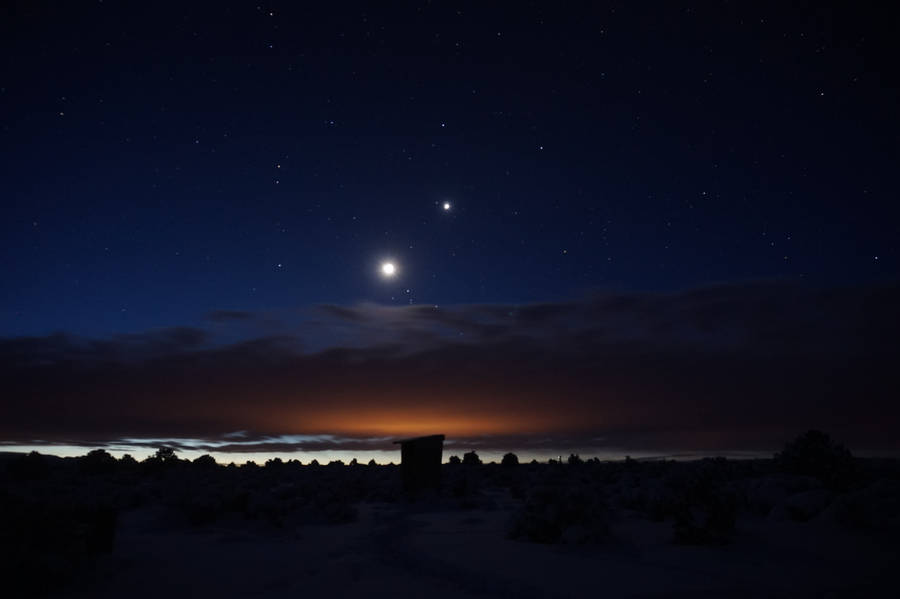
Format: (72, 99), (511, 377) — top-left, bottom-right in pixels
(271, 398), (592, 438)
(226, 385), (615, 441)
(324, 412), (519, 437)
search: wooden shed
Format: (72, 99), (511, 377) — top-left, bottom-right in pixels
(393, 434), (445, 493)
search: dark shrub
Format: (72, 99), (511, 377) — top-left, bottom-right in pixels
(828, 478), (900, 532)
(463, 451), (482, 466)
(154, 446), (178, 463)
(8, 451), (49, 481)
(672, 486), (738, 545)
(568, 453), (583, 466)
(501, 453), (519, 467)
(0, 498), (119, 595)
(448, 471), (471, 498)
(508, 484), (610, 544)
(784, 489), (833, 522)
(193, 454), (218, 469)
(119, 454), (138, 467)
(448, 455), (461, 465)
(81, 449), (117, 475)
(143, 446), (180, 472)
(776, 430), (856, 490)
(182, 493), (224, 527)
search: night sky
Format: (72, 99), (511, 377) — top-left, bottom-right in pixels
(2, 2), (898, 460)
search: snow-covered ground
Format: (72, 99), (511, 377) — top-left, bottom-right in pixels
(3, 446), (897, 598)
(59, 496), (892, 598)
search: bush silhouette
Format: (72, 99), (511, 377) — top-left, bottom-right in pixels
(156, 446), (178, 461)
(462, 451), (482, 466)
(501, 452), (519, 467)
(144, 446), (179, 469)
(9, 451), (49, 481)
(81, 449), (117, 475)
(672, 488), (737, 545)
(193, 454), (218, 469)
(0, 498), (118, 593)
(509, 485), (610, 544)
(448, 455), (461, 465)
(567, 453), (583, 466)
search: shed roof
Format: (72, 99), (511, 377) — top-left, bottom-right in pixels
(392, 434), (445, 445)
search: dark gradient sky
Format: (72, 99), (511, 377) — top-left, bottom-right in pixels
(2, 1), (898, 456)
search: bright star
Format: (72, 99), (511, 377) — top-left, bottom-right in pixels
(442, 201), (451, 211)
(381, 262), (396, 277)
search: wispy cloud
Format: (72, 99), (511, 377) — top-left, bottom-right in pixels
(1, 281), (897, 451)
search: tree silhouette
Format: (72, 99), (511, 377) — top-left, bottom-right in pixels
(775, 429), (856, 490)
(81, 449), (117, 475)
(141, 446), (179, 471)
(154, 446), (178, 463)
(501, 452), (519, 467)
(462, 451), (482, 466)
(193, 454), (217, 469)
(9, 451), (48, 480)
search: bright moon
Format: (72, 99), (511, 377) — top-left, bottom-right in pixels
(442, 201), (451, 211)
(381, 262), (396, 276)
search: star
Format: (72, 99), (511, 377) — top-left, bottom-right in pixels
(442, 201), (451, 211)
(381, 262), (396, 277)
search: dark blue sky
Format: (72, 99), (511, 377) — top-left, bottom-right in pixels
(1, 2), (899, 456)
(3, 1), (897, 339)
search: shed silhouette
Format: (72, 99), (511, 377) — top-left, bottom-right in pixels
(393, 434), (445, 492)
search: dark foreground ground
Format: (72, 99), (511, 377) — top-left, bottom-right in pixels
(1, 435), (898, 598)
